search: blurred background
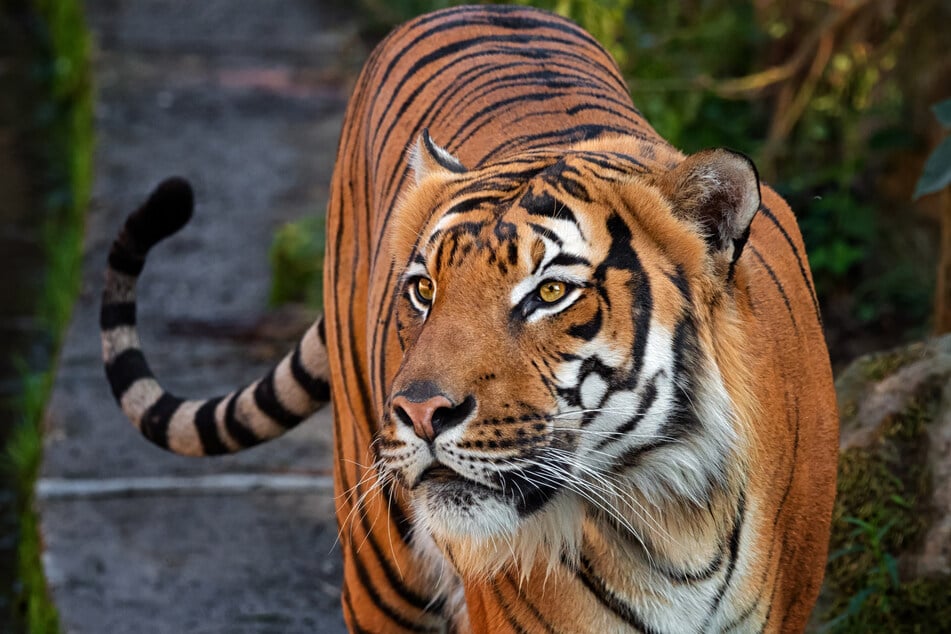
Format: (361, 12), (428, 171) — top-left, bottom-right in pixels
(0, 0), (948, 632)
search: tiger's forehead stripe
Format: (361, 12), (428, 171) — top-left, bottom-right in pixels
(521, 189), (580, 227)
(527, 222), (564, 248)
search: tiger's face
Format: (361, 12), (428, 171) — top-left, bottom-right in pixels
(376, 134), (759, 574)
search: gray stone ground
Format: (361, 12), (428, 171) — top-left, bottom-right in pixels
(39, 2), (367, 632)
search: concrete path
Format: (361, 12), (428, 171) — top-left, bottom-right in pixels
(40, 2), (366, 632)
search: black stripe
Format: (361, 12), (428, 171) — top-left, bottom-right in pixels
(702, 492), (747, 628)
(290, 344), (331, 402)
(761, 394), (801, 631)
(722, 596), (762, 632)
(573, 552), (662, 634)
(666, 265), (691, 302)
(444, 194), (500, 216)
(449, 65), (626, 125)
(506, 240), (518, 266)
(491, 579), (531, 634)
(527, 222), (564, 247)
(567, 305), (602, 341)
(451, 88), (585, 150)
(100, 301), (137, 329)
(104, 348), (152, 402)
(576, 150), (648, 173)
(616, 436), (679, 468)
(352, 473), (437, 614)
(520, 189), (578, 226)
(547, 253), (590, 268)
(107, 241), (145, 277)
(728, 224), (751, 282)
(596, 371), (660, 450)
(348, 542), (440, 633)
(503, 459), (566, 516)
(317, 317), (326, 346)
(374, 9), (627, 179)
(757, 204), (821, 324)
(659, 316), (703, 439)
(598, 212), (652, 382)
(749, 246), (798, 333)
(393, 6), (626, 92)
(195, 396), (229, 455)
(140, 392), (181, 449)
(663, 547), (724, 584)
(449, 73), (629, 149)
(565, 100), (645, 124)
(485, 123), (647, 163)
(223, 391), (260, 448)
(447, 67), (636, 155)
(422, 127), (466, 172)
(503, 572), (559, 634)
(381, 480), (416, 546)
(341, 585), (374, 634)
(253, 369), (304, 429)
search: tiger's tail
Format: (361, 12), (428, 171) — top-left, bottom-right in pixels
(100, 177), (331, 456)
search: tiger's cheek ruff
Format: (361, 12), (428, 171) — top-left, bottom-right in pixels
(540, 250), (746, 560)
(414, 489), (587, 579)
(378, 407), (576, 538)
(377, 406), (592, 579)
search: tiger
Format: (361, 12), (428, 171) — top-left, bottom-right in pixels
(100, 4), (839, 633)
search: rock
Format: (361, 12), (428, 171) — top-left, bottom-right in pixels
(815, 334), (951, 631)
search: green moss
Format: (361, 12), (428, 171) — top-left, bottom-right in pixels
(269, 215), (326, 310)
(821, 377), (948, 632)
(857, 342), (930, 383)
(839, 399), (858, 422)
(895, 579), (951, 630)
(7, 372), (59, 634)
(8, 0), (93, 632)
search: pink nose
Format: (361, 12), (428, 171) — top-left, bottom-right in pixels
(391, 394), (453, 442)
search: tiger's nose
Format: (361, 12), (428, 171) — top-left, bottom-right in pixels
(392, 392), (475, 441)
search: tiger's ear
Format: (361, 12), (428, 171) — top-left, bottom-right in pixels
(654, 148), (760, 261)
(409, 129), (467, 185)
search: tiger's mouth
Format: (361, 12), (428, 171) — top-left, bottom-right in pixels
(412, 462), (498, 494)
(416, 464), (458, 485)
(408, 451), (565, 519)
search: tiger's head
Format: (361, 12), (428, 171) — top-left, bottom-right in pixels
(376, 131), (760, 577)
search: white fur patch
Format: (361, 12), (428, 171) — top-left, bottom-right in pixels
(579, 373), (608, 410)
(119, 378), (163, 425)
(101, 325), (140, 363)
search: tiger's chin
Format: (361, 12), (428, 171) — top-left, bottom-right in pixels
(410, 478), (585, 579)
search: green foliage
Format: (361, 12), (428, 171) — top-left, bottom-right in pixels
(4, 371), (60, 634)
(3, 0), (93, 631)
(32, 0), (93, 333)
(269, 215), (326, 309)
(792, 186), (875, 285)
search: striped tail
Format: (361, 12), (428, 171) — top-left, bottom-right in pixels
(100, 177), (331, 456)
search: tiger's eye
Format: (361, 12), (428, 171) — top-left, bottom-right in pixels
(538, 281), (566, 303)
(416, 277), (435, 302)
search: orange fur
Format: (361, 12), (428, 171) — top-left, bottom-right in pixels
(322, 6), (837, 633)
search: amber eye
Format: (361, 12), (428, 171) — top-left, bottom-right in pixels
(538, 280), (566, 303)
(415, 277), (435, 303)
